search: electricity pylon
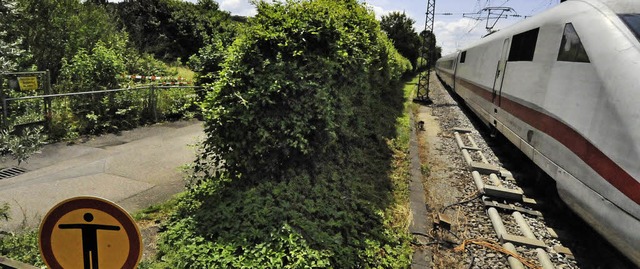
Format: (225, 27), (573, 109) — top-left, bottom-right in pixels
(415, 0), (436, 102)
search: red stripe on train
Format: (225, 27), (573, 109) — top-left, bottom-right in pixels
(454, 76), (640, 205)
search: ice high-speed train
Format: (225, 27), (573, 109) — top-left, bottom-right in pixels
(435, 0), (640, 265)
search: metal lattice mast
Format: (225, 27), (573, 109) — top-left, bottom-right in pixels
(416, 0), (436, 101)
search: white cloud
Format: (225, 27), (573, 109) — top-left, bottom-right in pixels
(218, 0), (258, 17)
(370, 5), (385, 19)
(434, 18), (486, 55)
(365, 3), (398, 20)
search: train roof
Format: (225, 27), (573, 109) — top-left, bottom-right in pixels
(588, 0), (640, 13)
(442, 0), (640, 58)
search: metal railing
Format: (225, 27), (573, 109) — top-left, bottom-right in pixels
(1, 84), (203, 130)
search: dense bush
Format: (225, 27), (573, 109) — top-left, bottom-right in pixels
(125, 53), (175, 77)
(0, 230), (43, 267)
(158, 0), (412, 268)
(115, 0), (235, 63)
(56, 41), (130, 135)
(17, 0), (124, 82)
(200, 0), (410, 183)
(0, 126), (45, 165)
(188, 27), (238, 87)
(51, 40), (197, 138)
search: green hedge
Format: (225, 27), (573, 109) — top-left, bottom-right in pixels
(200, 0), (410, 183)
(158, 0), (412, 267)
(48, 41), (197, 139)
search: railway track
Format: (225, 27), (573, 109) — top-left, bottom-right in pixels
(414, 74), (635, 269)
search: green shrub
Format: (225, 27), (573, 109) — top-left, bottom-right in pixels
(200, 0), (410, 183)
(156, 88), (197, 120)
(57, 41), (134, 134)
(0, 230), (44, 267)
(157, 0), (412, 268)
(52, 40), (199, 138)
(0, 126), (46, 165)
(0, 203), (8, 222)
(125, 53), (176, 77)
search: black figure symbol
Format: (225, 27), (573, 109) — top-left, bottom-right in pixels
(58, 212), (121, 269)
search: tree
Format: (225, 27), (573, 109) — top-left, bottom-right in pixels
(419, 30), (441, 68)
(16, 0), (123, 81)
(115, 0), (233, 62)
(116, 0), (173, 60)
(380, 12), (420, 70)
(0, 0), (27, 71)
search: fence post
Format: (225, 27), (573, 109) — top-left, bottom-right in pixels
(44, 70), (52, 131)
(1, 86), (7, 128)
(151, 84), (158, 122)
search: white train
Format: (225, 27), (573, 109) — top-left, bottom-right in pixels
(435, 0), (640, 265)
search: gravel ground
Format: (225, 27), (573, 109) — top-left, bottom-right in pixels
(413, 73), (635, 269)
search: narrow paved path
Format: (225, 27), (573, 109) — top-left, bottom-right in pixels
(0, 120), (204, 231)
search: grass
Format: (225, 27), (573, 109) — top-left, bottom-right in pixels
(0, 230), (43, 267)
(170, 66), (195, 81)
(387, 76), (421, 231)
(133, 193), (182, 222)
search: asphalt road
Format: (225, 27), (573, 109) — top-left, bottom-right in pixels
(0, 120), (204, 232)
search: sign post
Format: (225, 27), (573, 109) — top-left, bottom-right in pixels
(39, 197), (142, 269)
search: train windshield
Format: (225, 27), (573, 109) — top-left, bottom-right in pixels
(620, 14), (640, 41)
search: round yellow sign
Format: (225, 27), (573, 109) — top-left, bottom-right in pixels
(39, 197), (142, 269)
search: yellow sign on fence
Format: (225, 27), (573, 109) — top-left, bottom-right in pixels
(17, 76), (38, 91)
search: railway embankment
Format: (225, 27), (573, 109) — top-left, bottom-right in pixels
(409, 73), (636, 269)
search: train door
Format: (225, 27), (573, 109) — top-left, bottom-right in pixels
(491, 38), (510, 124)
(453, 53), (459, 90)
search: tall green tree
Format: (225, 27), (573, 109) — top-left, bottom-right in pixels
(116, 0), (172, 59)
(380, 11), (420, 70)
(116, 0), (233, 62)
(0, 0), (27, 71)
(16, 0), (123, 81)
(419, 30), (442, 67)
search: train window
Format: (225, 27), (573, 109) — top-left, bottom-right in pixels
(508, 28), (539, 61)
(557, 23), (590, 63)
(445, 60), (454, 69)
(460, 51), (466, 63)
(620, 14), (640, 41)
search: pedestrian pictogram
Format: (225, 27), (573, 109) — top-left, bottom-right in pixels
(39, 197), (142, 269)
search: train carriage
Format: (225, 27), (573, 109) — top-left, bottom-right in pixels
(436, 0), (640, 265)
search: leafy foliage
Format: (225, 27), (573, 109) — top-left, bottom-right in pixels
(115, 0), (235, 62)
(0, 230), (44, 267)
(52, 40), (198, 137)
(3, 0), (221, 141)
(157, 0), (413, 267)
(381, 12), (421, 71)
(0, 0), (29, 71)
(57, 41), (128, 134)
(0, 202), (8, 222)
(188, 23), (239, 87)
(418, 30), (442, 69)
(16, 0), (124, 82)
(201, 0), (410, 183)
(0, 126), (46, 165)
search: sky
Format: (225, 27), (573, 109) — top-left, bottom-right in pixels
(207, 0), (563, 55)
